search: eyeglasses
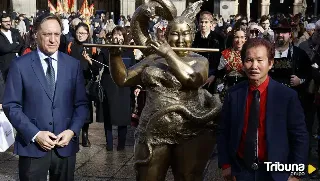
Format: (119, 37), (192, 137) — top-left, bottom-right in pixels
(1, 21), (11, 23)
(241, 22), (248, 26)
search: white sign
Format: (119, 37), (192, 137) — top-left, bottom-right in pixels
(264, 162), (305, 177)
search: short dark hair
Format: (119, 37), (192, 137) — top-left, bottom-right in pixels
(199, 11), (213, 22)
(1, 13), (10, 21)
(75, 22), (89, 33)
(260, 15), (269, 23)
(34, 13), (63, 33)
(240, 38), (275, 62)
(112, 26), (129, 45)
(235, 14), (242, 19)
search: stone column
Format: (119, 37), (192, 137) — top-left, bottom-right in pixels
(121, 0), (138, 17)
(234, 0), (239, 15)
(12, 0), (36, 16)
(247, 0), (250, 21)
(293, 0), (303, 15)
(73, 0), (77, 12)
(261, 0), (270, 16)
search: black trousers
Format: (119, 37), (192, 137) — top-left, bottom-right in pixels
(19, 149), (76, 181)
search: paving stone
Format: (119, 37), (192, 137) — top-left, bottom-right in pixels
(0, 161), (19, 179)
(0, 152), (15, 163)
(2, 120), (320, 181)
(75, 162), (122, 178)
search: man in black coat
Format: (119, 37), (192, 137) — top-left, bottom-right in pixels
(269, 18), (313, 158)
(0, 13), (24, 81)
(192, 11), (224, 94)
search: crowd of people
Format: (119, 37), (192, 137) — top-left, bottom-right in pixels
(1, 5), (320, 181)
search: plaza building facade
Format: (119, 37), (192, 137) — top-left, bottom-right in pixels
(0, 0), (318, 20)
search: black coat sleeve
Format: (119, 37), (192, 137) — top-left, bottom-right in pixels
(0, 70), (5, 104)
(294, 47), (312, 87)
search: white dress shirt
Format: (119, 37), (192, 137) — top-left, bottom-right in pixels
(2, 29), (19, 57)
(37, 48), (58, 82)
(32, 48), (59, 142)
(274, 48), (289, 58)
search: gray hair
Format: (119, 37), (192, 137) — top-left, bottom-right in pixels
(316, 20), (320, 30)
(306, 23), (316, 31)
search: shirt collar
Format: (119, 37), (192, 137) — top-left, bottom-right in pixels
(201, 31), (210, 38)
(275, 48), (289, 58)
(249, 76), (269, 94)
(37, 47), (58, 61)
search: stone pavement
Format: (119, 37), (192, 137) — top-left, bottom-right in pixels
(1, 121), (320, 181)
(0, 122), (223, 181)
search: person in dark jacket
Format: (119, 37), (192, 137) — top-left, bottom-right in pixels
(0, 13), (24, 81)
(66, 22), (97, 147)
(0, 70), (5, 105)
(95, 26), (135, 151)
(192, 11), (224, 94)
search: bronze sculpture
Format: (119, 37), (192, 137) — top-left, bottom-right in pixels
(107, 0), (222, 180)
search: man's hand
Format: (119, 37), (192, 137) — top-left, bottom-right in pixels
(287, 176), (299, 181)
(203, 75), (215, 87)
(35, 131), (57, 151)
(222, 167), (236, 181)
(290, 75), (301, 87)
(55, 130), (75, 147)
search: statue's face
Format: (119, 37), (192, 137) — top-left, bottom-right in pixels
(167, 22), (193, 57)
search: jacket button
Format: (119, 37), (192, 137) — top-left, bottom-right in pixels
(49, 122), (52, 125)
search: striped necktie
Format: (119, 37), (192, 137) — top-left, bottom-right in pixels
(45, 57), (55, 99)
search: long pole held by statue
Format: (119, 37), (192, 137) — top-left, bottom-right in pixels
(82, 44), (220, 52)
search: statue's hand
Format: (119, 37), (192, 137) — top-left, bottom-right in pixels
(149, 40), (173, 57)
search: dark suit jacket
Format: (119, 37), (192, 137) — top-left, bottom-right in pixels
(217, 78), (309, 181)
(3, 50), (89, 157)
(0, 28), (24, 81)
(0, 70), (5, 103)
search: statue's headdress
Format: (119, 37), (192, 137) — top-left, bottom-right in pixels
(131, 0), (205, 56)
(181, 0), (205, 22)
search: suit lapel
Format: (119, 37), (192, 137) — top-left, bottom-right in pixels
(266, 78), (276, 150)
(236, 82), (249, 142)
(31, 51), (53, 102)
(53, 52), (67, 103)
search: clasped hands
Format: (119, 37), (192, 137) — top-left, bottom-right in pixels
(35, 130), (74, 151)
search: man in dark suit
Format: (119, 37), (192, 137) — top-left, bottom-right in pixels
(3, 14), (89, 181)
(217, 38), (308, 181)
(0, 13), (24, 81)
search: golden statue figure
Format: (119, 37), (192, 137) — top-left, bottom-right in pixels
(107, 0), (222, 180)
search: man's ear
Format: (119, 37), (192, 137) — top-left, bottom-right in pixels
(268, 59), (274, 69)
